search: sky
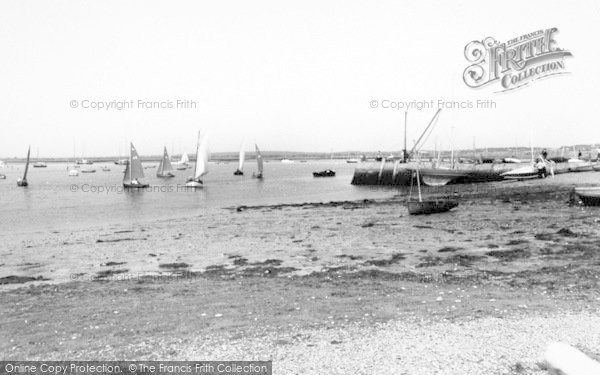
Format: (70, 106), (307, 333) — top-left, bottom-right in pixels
(0, 0), (598, 158)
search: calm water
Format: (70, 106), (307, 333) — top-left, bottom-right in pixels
(0, 160), (395, 233)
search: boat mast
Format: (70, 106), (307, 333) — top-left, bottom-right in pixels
(403, 111), (407, 162)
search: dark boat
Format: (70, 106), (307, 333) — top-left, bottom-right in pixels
(313, 169), (336, 177)
(574, 187), (600, 206)
(406, 200), (459, 215)
(406, 165), (458, 215)
(17, 146), (31, 187)
(233, 169), (244, 175)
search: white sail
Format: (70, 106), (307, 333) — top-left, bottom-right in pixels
(23, 146), (31, 180)
(123, 142), (145, 184)
(194, 132), (209, 179)
(181, 153), (189, 164)
(157, 147), (173, 174)
(238, 142), (245, 171)
(255, 144), (263, 173)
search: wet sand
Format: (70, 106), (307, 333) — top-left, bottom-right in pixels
(1, 172), (600, 373)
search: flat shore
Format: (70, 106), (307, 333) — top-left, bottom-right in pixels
(2, 173), (600, 374)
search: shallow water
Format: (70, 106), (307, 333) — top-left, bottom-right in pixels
(0, 160), (396, 233)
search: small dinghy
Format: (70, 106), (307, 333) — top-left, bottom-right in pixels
(573, 187), (600, 206)
(406, 165), (458, 215)
(123, 142), (149, 188)
(156, 147), (175, 178)
(313, 169), (336, 177)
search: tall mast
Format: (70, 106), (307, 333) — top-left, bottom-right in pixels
(403, 111), (407, 162)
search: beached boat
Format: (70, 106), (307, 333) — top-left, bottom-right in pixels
(234, 142), (245, 175)
(17, 146), (31, 187)
(407, 200), (459, 215)
(406, 166), (458, 215)
(185, 132), (208, 189)
(123, 143), (149, 188)
(502, 157), (522, 163)
(253, 144), (264, 179)
(313, 169), (336, 177)
(419, 167), (468, 187)
(501, 165), (540, 180)
(76, 159), (93, 165)
(573, 187), (600, 206)
(156, 147), (175, 178)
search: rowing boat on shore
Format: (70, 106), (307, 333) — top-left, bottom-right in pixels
(574, 187), (600, 206)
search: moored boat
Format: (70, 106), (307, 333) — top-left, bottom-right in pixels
(407, 200), (459, 215)
(574, 187), (600, 206)
(313, 169), (336, 177)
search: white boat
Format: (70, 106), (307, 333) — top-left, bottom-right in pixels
(17, 146), (31, 187)
(68, 167), (79, 176)
(568, 159), (594, 172)
(156, 147), (175, 178)
(253, 144), (263, 179)
(502, 157), (522, 163)
(0, 161), (6, 179)
(76, 159), (93, 165)
(33, 148), (47, 167)
(346, 158), (359, 163)
(174, 153), (189, 170)
(234, 142), (245, 175)
(501, 165), (540, 180)
(123, 142), (149, 188)
(185, 132), (208, 188)
(281, 158), (294, 163)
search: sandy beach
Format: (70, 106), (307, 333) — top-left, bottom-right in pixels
(2, 173), (600, 374)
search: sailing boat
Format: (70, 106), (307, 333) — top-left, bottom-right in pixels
(17, 146), (31, 187)
(123, 142), (149, 188)
(174, 152), (189, 170)
(185, 132), (208, 188)
(234, 142), (245, 175)
(0, 161), (6, 179)
(33, 148), (47, 168)
(253, 144), (264, 179)
(156, 146), (175, 178)
(406, 165), (459, 215)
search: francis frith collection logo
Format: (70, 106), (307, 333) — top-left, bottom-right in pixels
(463, 28), (572, 92)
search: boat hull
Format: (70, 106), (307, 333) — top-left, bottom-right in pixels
(574, 187), (600, 206)
(123, 181), (149, 189)
(17, 179), (28, 187)
(501, 166), (541, 180)
(313, 170), (336, 177)
(184, 180), (203, 188)
(406, 200), (459, 215)
(156, 172), (175, 178)
(233, 170), (244, 175)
